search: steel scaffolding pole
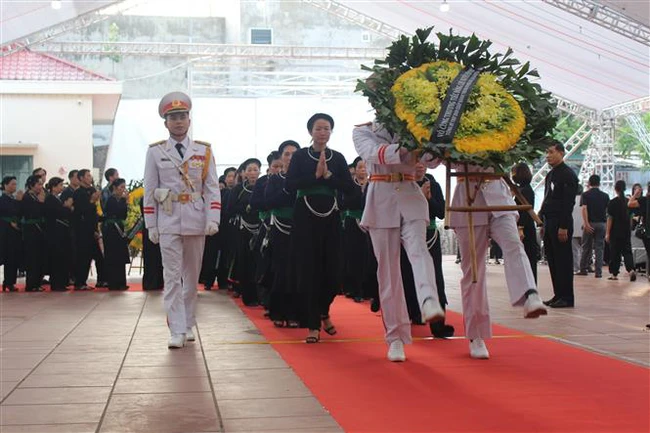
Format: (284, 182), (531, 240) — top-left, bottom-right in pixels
(542, 0), (650, 46)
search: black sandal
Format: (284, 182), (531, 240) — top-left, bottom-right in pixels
(305, 331), (320, 343)
(321, 316), (337, 335)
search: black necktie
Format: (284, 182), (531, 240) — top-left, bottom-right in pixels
(175, 142), (184, 159)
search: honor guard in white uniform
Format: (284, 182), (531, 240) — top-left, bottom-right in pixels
(143, 92), (221, 349)
(450, 164), (546, 359)
(353, 121), (445, 362)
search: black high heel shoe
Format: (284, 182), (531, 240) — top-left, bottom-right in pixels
(2, 284), (17, 292)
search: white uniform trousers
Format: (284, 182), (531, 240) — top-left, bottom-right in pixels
(369, 219), (441, 345)
(159, 234), (205, 335)
(455, 213), (536, 339)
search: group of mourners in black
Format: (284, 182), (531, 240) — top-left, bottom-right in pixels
(0, 167), (131, 292)
(193, 113), (453, 341)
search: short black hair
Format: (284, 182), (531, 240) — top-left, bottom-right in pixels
(77, 169), (90, 180)
(32, 167), (46, 176)
(588, 174), (600, 187)
(267, 151), (281, 165)
(25, 175), (41, 190)
(307, 113), (334, 132)
(278, 140), (300, 155)
(543, 138), (565, 153)
(512, 162), (532, 185)
(1, 176), (16, 190)
(68, 170), (78, 180)
(46, 177), (64, 192)
(104, 168), (118, 182)
(614, 180), (626, 194)
(110, 178), (126, 191)
(223, 167), (237, 177)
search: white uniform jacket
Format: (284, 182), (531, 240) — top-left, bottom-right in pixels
(449, 164), (517, 228)
(143, 136), (221, 235)
(353, 122), (431, 229)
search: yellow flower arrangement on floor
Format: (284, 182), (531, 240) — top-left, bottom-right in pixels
(357, 27), (557, 168)
(125, 185), (144, 252)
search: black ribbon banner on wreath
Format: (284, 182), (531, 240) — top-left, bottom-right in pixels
(431, 67), (480, 144)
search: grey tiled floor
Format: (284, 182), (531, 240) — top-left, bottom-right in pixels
(1, 257), (648, 432)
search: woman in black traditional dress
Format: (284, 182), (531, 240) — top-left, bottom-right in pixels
(229, 158), (262, 305)
(0, 176), (21, 292)
(102, 178), (130, 290)
(512, 163), (539, 283)
(341, 157), (377, 303)
(21, 175), (46, 292)
(266, 140), (301, 327)
(44, 177), (73, 291)
(285, 113), (355, 343)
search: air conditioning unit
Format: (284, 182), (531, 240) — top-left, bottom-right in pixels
(250, 28), (273, 45)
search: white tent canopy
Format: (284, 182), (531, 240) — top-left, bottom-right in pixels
(339, 0), (648, 111)
(2, 1), (648, 111)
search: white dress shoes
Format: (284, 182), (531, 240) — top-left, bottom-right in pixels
(523, 293), (548, 319)
(387, 340), (406, 362)
(469, 338), (490, 359)
(186, 328), (196, 342)
(421, 297), (445, 323)
(168, 333), (186, 349)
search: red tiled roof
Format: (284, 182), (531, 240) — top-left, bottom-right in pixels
(0, 48), (113, 81)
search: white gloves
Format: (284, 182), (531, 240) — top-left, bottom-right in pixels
(148, 227), (160, 244)
(206, 221), (219, 236)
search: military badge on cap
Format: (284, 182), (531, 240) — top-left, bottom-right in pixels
(159, 92), (192, 118)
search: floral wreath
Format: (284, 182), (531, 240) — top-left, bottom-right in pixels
(356, 27), (558, 169)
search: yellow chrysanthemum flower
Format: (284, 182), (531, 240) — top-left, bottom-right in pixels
(391, 61), (526, 154)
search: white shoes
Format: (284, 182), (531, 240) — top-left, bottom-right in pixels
(421, 298), (445, 323)
(523, 293), (548, 319)
(186, 328), (196, 342)
(387, 340), (406, 362)
(469, 338), (490, 359)
(167, 333), (186, 349)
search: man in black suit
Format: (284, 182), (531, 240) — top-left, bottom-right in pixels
(539, 139), (579, 308)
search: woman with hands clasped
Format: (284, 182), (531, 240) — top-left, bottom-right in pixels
(285, 113), (355, 343)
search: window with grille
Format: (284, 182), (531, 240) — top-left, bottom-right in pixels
(250, 28), (273, 45)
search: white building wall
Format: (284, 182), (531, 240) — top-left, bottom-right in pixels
(0, 93), (94, 177)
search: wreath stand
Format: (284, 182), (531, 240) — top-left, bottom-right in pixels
(443, 163), (542, 283)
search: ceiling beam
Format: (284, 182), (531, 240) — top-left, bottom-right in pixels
(542, 0), (650, 46)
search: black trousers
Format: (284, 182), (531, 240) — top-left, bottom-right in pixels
(200, 233), (220, 287)
(402, 230), (447, 322)
(522, 228), (539, 283)
(2, 227), (21, 286)
(142, 226), (164, 290)
(608, 236), (634, 276)
(269, 225), (298, 322)
(23, 226), (45, 290)
(74, 228), (94, 287)
(543, 218), (574, 302)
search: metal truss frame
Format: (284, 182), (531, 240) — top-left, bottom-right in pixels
(1, 0), (149, 55)
(33, 41), (385, 61)
(302, 0), (404, 40)
(542, 0), (650, 46)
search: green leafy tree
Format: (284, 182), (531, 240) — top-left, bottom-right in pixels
(615, 113), (650, 167)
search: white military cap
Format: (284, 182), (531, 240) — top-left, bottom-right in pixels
(158, 91), (192, 118)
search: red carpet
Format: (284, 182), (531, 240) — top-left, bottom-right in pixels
(239, 296), (649, 433)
